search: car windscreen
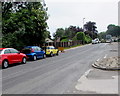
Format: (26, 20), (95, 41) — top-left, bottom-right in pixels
(21, 48), (31, 54)
(0, 50), (2, 54)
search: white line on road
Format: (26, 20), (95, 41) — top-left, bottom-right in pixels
(104, 54), (107, 58)
(96, 59), (100, 62)
(78, 69), (93, 82)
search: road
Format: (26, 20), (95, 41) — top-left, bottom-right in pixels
(2, 43), (118, 94)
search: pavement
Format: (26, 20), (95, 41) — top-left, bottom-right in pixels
(73, 68), (118, 94)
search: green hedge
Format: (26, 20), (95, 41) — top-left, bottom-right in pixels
(85, 35), (92, 43)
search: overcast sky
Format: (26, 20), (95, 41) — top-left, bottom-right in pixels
(45, 0), (119, 37)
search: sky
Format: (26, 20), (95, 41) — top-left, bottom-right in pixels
(45, 0), (119, 37)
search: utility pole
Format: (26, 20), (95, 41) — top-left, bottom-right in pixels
(118, 1), (120, 26)
(41, 0), (46, 6)
(83, 18), (85, 32)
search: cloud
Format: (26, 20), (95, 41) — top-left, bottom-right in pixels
(46, 0), (118, 36)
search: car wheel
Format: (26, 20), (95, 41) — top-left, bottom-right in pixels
(50, 52), (53, 57)
(43, 54), (46, 58)
(33, 55), (37, 61)
(56, 51), (59, 56)
(22, 57), (26, 64)
(2, 60), (9, 69)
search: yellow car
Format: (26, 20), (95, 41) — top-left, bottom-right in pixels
(42, 46), (59, 57)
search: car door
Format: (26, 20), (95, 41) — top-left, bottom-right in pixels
(4, 49), (13, 64)
(54, 47), (58, 54)
(33, 47), (42, 58)
(52, 46), (56, 54)
(37, 47), (44, 58)
(9, 49), (22, 63)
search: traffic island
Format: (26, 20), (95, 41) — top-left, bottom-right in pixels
(92, 57), (120, 70)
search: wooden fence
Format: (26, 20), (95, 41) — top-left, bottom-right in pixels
(43, 40), (83, 48)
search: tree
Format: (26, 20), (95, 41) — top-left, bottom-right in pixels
(76, 32), (86, 42)
(106, 24), (120, 37)
(2, 2), (49, 49)
(98, 32), (106, 40)
(84, 21), (98, 39)
(53, 28), (65, 39)
(45, 31), (51, 39)
(84, 21), (97, 32)
(64, 26), (83, 39)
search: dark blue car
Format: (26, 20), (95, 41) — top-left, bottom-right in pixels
(22, 46), (46, 61)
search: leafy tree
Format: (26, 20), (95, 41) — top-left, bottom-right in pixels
(54, 26), (83, 40)
(98, 32), (106, 40)
(76, 32), (86, 42)
(106, 24), (120, 37)
(64, 26), (83, 39)
(2, 2), (49, 49)
(85, 35), (92, 43)
(53, 28), (65, 39)
(84, 21), (98, 39)
(44, 31), (51, 39)
(84, 21), (97, 32)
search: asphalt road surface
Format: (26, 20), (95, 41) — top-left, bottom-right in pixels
(2, 43), (117, 94)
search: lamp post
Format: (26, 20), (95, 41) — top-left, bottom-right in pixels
(83, 18), (85, 32)
(42, 0), (46, 6)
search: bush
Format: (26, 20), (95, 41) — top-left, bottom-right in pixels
(76, 32), (86, 42)
(61, 38), (69, 42)
(72, 36), (77, 41)
(2, 32), (25, 50)
(85, 35), (92, 43)
(60, 36), (68, 41)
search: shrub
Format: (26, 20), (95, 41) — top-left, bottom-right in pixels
(85, 35), (92, 43)
(72, 36), (77, 41)
(76, 32), (86, 42)
(60, 36), (68, 41)
(61, 38), (69, 42)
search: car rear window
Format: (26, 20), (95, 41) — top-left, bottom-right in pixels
(22, 48), (31, 54)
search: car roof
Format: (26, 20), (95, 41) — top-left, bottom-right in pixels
(0, 48), (13, 50)
(0, 48), (6, 50)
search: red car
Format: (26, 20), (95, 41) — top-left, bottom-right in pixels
(0, 48), (27, 69)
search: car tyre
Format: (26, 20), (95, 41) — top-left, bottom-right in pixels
(2, 60), (9, 69)
(33, 55), (37, 61)
(50, 52), (53, 57)
(56, 51), (59, 56)
(22, 57), (26, 64)
(43, 54), (46, 58)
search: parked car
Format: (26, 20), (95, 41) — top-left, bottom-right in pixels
(21, 46), (46, 61)
(106, 39), (112, 43)
(42, 46), (59, 57)
(0, 48), (27, 69)
(92, 38), (100, 44)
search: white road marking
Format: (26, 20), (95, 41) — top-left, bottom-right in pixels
(78, 69), (93, 82)
(104, 54), (107, 58)
(96, 59), (100, 62)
